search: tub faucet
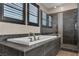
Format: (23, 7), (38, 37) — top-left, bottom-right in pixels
(28, 33), (32, 42)
(33, 33), (37, 41)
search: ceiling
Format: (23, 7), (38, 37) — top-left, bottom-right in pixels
(40, 3), (64, 9)
(38, 3), (77, 14)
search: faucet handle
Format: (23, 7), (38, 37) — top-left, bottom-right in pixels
(29, 38), (32, 42)
(33, 33), (37, 41)
(37, 37), (40, 40)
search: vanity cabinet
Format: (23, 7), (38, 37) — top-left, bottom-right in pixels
(0, 38), (60, 56)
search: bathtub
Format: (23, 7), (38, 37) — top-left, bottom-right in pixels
(7, 35), (60, 46)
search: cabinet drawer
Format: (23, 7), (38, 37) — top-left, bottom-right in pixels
(25, 46), (44, 56)
(46, 46), (59, 56)
(44, 39), (60, 56)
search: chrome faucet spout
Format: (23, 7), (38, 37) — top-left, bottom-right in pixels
(28, 32), (32, 42)
(33, 33), (36, 41)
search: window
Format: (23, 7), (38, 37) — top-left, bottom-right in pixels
(48, 16), (52, 27)
(42, 11), (47, 27)
(41, 11), (52, 28)
(0, 3), (25, 24)
(27, 3), (39, 26)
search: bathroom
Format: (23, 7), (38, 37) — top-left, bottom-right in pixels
(0, 3), (79, 56)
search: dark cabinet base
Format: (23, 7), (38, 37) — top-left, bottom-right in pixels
(0, 38), (60, 56)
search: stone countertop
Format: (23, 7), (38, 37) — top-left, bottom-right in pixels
(0, 37), (60, 52)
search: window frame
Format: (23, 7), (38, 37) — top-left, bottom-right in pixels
(27, 3), (39, 26)
(48, 15), (52, 28)
(41, 11), (52, 28)
(41, 11), (48, 27)
(0, 3), (26, 25)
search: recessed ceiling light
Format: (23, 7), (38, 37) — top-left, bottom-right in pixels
(54, 6), (57, 8)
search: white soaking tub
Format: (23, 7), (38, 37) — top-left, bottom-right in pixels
(7, 35), (59, 46)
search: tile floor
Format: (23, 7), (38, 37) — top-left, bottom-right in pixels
(56, 50), (78, 56)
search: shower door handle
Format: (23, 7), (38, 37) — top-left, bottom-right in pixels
(75, 23), (77, 30)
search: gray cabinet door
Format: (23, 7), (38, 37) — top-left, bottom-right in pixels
(44, 39), (60, 56)
(46, 46), (59, 56)
(0, 44), (23, 56)
(0, 44), (4, 56)
(25, 45), (44, 56)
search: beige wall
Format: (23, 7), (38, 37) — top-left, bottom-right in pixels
(0, 4), (40, 35)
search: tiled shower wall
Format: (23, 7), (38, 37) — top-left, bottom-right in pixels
(63, 9), (78, 45)
(77, 4), (79, 53)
